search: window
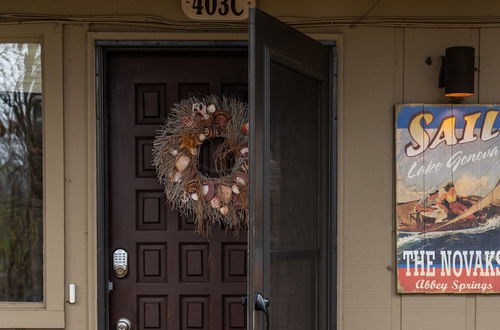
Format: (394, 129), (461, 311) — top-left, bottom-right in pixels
(0, 25), (64, 329)
(0, 43), (43, 303)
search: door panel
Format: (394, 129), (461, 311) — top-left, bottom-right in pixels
(107, 50), (248, 330)
(249, 9), (332, 330)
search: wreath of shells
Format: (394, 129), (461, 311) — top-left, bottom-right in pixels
(152, 96), (249, 234)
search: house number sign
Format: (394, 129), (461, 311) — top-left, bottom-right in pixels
(181, 0), (255, 21)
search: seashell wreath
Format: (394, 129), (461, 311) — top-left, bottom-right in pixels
(152, 95), (249, 234)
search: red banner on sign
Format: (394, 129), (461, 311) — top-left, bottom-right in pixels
(397, 268), (500, 293)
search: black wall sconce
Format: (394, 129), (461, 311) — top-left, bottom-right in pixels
(439, 46), (475, 98)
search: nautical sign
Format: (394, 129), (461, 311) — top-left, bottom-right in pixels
(396, 104), (500, 293)
(181, 0), (255, 21)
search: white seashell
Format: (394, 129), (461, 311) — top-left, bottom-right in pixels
(175, 154), (191, 172)
(219, 206), (229, 215)
(191, 193), (199, 201)
(234, 172), (248, 186)
(174, 172), (182, 182)
(169, 149), (179, 156)
(202, 182), (215, 201)
(189, 148), (197, 156)
(207, 104), (216, 113)
(203, 114), (210, 120)
(238, 143), (248, 156)
(199, 134), (206, 141)
(232, 184), (240, 194)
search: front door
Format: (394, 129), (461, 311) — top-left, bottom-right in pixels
(103, 11), (335, 330)
(248, 9), (334, 330)
(106, 49), (248, 330)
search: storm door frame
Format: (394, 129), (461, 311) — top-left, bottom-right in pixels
(94, 39), (338, 330)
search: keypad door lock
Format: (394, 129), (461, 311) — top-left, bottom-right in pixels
(113, 249), (128, 278)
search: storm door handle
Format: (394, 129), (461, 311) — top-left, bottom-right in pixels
(255, 292), (270, 330)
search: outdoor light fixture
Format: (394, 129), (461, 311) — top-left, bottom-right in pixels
(439, 46), (475, 97)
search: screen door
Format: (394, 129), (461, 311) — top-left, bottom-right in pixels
(248, 8), (334, 330)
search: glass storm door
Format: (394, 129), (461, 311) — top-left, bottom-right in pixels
(248, 9), (333, 330)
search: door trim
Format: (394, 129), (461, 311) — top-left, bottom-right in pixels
(87, 33), (341, 330)
(94, 41), (247, 330)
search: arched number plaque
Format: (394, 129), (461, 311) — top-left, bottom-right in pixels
(181, 0), (255, 21)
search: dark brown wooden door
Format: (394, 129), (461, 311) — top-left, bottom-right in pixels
(107, 49), (248, 330)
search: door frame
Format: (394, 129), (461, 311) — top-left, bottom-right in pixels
(87, 32), (341, 330)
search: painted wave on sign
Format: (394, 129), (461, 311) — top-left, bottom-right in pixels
(397, 216), (500, 262)
(397, 216), (500, 264)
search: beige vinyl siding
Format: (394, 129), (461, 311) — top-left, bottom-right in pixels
(400, 28), (478, 330)
(341, 26), (395, 330)
(3, 0), (500, 20)
(339, 25), (500, 330)
(63, 24), (91, 330)
(471, 28), (500, 330)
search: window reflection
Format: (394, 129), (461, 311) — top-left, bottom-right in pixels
(0, 43), (43, 302)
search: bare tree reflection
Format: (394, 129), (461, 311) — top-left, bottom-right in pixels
(0, 43), (43, 302)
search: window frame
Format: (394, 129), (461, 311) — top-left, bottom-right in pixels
(0, 24), (65, 328)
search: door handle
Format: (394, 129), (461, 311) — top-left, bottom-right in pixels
(255, 293), (270, 330)
(116, 318), (131, 330)
(240, 293), (269, 311)
(255, 292), (269, 312)
(241, 293), (270, 329)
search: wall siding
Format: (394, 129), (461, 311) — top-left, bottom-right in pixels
(342, 27), (395, 330)
(341, 25), (500, 330)
(61, 24), (90, 330)
(474, 28), (500, 330)
(400, 28), (477, 330)
(4, 0), (500, 18)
